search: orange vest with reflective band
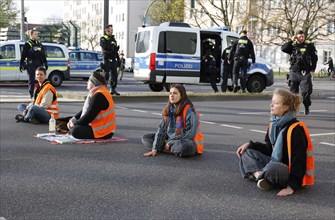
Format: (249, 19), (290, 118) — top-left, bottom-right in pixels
(287, 121), (314, 186)
(90, 87), (116, 138)
(164, 104), (204, 154)
(34, 83), (59, 119)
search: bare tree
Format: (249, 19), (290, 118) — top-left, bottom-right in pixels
(253, 0), (335, 44)
(0, 0), (18, 28)
(81, 22), (100, 50)
(43, 15), (63, 25)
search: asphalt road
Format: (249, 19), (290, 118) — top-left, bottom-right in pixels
(1, 98), (334, 219)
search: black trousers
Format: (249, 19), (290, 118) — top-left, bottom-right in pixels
(70, 124), (113, 139)
(221, 64), (232, 92)
(104, 58), (118, 91)
(289, 70), (313, 108)
(232, 57), (248, 90)
(27, 63), (42, 98)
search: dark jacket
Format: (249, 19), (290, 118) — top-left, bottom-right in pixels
(222, 46), (232, 66)
(281, 40), (318, 72)
(20, 39), (47, 67)
(100, 34), (120, 61)
(228, 36), (255, 63)
(248, 118), (308, 190)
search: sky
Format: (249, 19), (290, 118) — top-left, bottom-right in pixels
(14, 0), (64, 24)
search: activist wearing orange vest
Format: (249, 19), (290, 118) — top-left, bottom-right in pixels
(90, 86), (116, 138)
(34, 81), (59, 119)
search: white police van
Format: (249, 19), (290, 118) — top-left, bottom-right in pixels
(134, 22), (274, 92)
(0, 40), (70, 87)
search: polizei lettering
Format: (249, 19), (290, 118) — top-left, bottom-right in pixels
(175, 63), (193, 69)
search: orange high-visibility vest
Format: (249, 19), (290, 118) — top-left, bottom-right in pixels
(90, 87), (116, 138)
(287, 121), (314, 186)
(164, 104), (204, 154)
(34, 83), (59, 118)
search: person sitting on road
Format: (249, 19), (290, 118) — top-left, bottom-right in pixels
(66, 70), (116, 139)
(142, 84), (204, 157)
(16, 67), (59, 124)
(236, 88), (314, 196)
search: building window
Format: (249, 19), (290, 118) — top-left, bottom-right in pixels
(323, 50), (332, 63)
(327, 21), (335, 33)
(191, 0), (195, 8)
(122, 13), (124, 22)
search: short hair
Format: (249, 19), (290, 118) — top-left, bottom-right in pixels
(240, 30), (247, 35)
(35, 66), (46, 75)
(105, 24), (113, 30)
(295, 30), (304, 35)
(29, 29), (38, 37)
(92, 70), (107, 85)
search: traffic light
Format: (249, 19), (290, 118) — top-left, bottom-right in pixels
(54, 28), (69, 45)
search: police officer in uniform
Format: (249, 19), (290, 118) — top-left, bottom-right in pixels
(20, 30), (48, 98)
(281, 30), (318, 115)
(228, 30), (255, 93)
(221, 41), (234, 92)
(100, 24), (120, 95)
(202, 45), (218, 93)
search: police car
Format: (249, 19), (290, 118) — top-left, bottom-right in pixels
(68, 48), (103, 79)
(134, 22), (274, 92)
(0, 40), (70, 87)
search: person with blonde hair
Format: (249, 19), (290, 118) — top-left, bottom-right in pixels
(236, 88), (314, 196)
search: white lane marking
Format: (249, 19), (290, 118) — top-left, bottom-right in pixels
(116, 106), (129, 110)
(327, 97), (335, 99)
(238, 112), (267, 115)
(204, 149), (235, 154)
(250, 129), (267, 134)
(132, 109), (147, 113)
(220, 124), (243, 129)
(310, 132), (335, 137)
(152, 112), (161, 116)
(201, 120), (217, 125)
(299, 110), (327, 113)
(319, 142), (335, 146)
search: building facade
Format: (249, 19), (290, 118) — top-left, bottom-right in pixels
(63, 0), (149, 58)
(184, 0), (335, 72)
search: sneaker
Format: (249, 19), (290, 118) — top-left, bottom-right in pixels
(304, 107), (310, 115)
(15, 114), (24, 122)
(241, 90), (246, 93)
(257, 179), (273, 190)
(245, 174), (257, 182)
(233, 86), (238, 93)
(111, 90), (120, 96)
(29, 117), (40, 124)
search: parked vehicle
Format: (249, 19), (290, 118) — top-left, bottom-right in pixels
(134, 22), (274, 92)
(69, 49), (103, 79)
(124, 57), (134, 72)
(0, 40), (70, 87)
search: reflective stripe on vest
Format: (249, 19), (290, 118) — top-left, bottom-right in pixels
(34, 83), (59, 119)
(90, 87), (116, 138)
(287, 121), (314, 186)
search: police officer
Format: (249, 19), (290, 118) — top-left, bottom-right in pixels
(282, 30), (318, 115)
(202, 45), (218, 93)
(20, 30), (48, 98)
(228, 30), (255, 93)
(100, 24), (120, 95)
(221, 41), (234, 92)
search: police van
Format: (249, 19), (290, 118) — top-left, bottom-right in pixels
(0, 40), (70, 87)
(134, 22), (274, 92)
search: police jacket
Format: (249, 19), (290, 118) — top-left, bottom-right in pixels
(281, 40), (318, 72)
(229, 36), (255, 63)
(100, 34), (120, 60)
(248, 118), (308, 190)
(20, 39), (47, 66)
(222, 46), (232, 66)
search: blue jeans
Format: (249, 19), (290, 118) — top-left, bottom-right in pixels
(17, 103), (51, 123)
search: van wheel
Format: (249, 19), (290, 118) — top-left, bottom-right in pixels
(164, 83), (171, 92)
(49, 71), (63, 87)
(247, 75), (265, 93)
(149, 83), (164, 92)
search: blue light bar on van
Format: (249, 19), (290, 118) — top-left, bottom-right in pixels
(210, 26), (231, 31)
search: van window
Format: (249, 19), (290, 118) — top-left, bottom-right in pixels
(226, 36), (238, 48)
(136, 31), (150, 53)
(45, 46), (65, 58)
(158, 31), (197, 54)
(0, 44), (15, 59)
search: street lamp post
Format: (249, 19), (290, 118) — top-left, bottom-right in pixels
(20, 0), (25, 39)
(142, 0), (160, 27)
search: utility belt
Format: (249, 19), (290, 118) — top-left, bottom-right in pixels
(234, 56), (247, 62)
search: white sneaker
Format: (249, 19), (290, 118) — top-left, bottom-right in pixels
(257, 179), (273, 190)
